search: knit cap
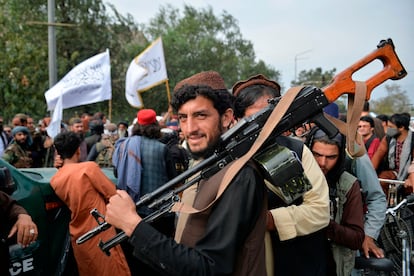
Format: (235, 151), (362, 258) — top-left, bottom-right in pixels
(174, 71), (226, 92)
(12, 126), (29, 137)
(232, 74), (281, 96)
(137, 109), (157, 125)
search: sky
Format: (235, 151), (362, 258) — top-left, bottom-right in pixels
(106, 0), (413, 104)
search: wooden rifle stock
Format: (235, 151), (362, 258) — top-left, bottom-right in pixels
(323, 38), (407, 103)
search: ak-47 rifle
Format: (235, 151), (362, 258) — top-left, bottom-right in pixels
(76, 38), (406, 255)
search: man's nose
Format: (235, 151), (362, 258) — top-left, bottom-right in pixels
(318, 157), (327, 167)
(185, 117), (198, 133)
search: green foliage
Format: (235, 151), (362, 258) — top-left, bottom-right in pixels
(144, 4), (280, 100)
(370, 84), (411, 115)
(291, 67), (336, 87)
(0, 0), (143, 124)
(288, 67), (351, 114)
(0, 0), (49, 121)
(1, 2), (279, 125)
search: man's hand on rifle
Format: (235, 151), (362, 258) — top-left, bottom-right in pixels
(106, 190), (142, 237)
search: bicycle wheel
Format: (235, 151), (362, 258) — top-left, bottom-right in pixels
(379, 210), (413, 276)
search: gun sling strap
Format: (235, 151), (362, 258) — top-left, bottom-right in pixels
(325, 81), (367, 158)
(171, 86), (304, 215)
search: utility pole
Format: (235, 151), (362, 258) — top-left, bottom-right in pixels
(294, 49), (312, 82)
(48, 0), (57, 88)
(27, 1), (76, 87)
(26, 1), (77, 112)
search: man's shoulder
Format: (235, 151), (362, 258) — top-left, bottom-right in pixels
(52, 162), (100, 181)
(339, 171), (358, 191)
(141, 136), (167, 150)
(60, 161), (99, 172)
(4, 143), (22, 155)
(82, 161), (101, 170)
(275, 136), (304, 158)
(238, 161), (265, 185)
(84, 134), (98, 141)
(5, 142), (18, 150)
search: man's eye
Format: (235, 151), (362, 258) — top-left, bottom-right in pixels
(177, 115), (186, 122)
(196, 113), (207, 119)
(313, 152), (322, 158)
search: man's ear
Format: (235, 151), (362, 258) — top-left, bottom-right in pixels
(221, 108), (235, 129)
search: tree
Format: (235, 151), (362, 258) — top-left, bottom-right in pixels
(140, 4), (280, 112)
(1, 2), (279, 123)
(0, 0), (144, 124)
(0, 0), (50, 121)
(52, 1), (147, 123)
(289, 67), (348, 113)
(370, 84), (411, 115)
(291, 67), (336, 87)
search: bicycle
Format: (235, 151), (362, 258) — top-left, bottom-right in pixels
(354, 177), (414, 276)
(378, 187), (414, 276)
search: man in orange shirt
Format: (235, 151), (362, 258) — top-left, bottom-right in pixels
(51, 131), (130, 276)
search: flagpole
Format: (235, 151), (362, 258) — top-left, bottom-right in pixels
(165, 80), (171, 103)
(108, 99), (112, 122)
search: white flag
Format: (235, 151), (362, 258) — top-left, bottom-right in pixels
(45, 49), (111, 111)
(125, 60), (148, 108)
(46, 94), (63, 138)
(135, 37), (168, 92)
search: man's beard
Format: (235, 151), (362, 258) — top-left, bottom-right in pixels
(15, 139), (27, 147)
(189, 139), (220, 160)
(188, 127), (223, 160)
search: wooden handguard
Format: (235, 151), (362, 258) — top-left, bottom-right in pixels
(323, 38), (407, 103)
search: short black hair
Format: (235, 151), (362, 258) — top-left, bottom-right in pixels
(376, 114), (389, 123)
(171, 85), (234, 116)
(88, 119), (104, 135)
(132, 122), (161, 139)
(308, 128), (346, 185)
(360, 115), (375, 128)
(390, 113), (410, 130)
(54, 131), (82, 159)
(117, 121), (129, 127)
(233, 84), (279, 119)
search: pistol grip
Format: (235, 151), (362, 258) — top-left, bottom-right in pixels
(312, 112), (339, 138)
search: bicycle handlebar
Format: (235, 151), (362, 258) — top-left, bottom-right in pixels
(378, 178), (405, 185)
(386, 193), (414, 215)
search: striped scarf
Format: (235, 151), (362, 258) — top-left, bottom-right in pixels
(388, 130), (413, 180)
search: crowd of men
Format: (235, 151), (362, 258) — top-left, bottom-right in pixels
(1, 71), (414, 275)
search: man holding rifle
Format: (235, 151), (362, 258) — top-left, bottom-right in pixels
(105, 71), (267, 275)
(93, 38), (406, 275)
